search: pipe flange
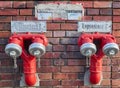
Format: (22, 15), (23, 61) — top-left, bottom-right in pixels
(103, 43), (119, 56)
(80, 43), (97, 56)
(5, 43), (22, 57)
(29, 43), (45, 57)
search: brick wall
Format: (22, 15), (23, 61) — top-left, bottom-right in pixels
(0, 1), (119, 88)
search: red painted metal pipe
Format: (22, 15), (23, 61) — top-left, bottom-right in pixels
(21, 50), (37, 86)
(8, 33), (48, 86)
(78, 32), (116, 84)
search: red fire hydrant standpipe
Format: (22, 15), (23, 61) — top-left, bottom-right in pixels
(78, 32), (119, 85)
(5, 32), (48, 86)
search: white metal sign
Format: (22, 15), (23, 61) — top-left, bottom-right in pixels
(35, 3), (84, 20)
(11, 21), (46, 33)
(78, 21), (112, 33)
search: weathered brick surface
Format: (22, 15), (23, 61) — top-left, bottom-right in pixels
(0, 1), (119, 88)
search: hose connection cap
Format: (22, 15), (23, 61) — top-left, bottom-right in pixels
(5, 43), (22, 57)
(80, 43), (97, 57)
(103, 43), (119, 56)
(29, 43), (45, 57)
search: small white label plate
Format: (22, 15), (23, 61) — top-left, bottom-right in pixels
(11, 21), (46, 33)
(68, 13), (82, 20)
(35, 3), (84, 20)
(38, 13), (52, 20)
(78, 21), (112, 33)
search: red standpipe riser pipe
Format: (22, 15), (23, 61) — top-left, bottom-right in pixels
(78, 33), (116, 84)
(8, 33), (48, 86)
(9, 37), (37, 86)
(90, 37), (116, 84)
(21, 51), (37, 86)
(90, 54), (104, 84)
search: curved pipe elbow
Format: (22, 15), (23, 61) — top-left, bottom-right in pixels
(25, 73), (37, 86)
(90, 72), (101, 84)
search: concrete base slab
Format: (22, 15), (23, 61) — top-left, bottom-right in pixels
(20, 73), (40, 87)
(84, 69), (103, 86)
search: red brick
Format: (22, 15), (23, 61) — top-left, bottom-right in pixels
(27, 1), (34, 8)
(1, 59), (12, 66)
(81, 1), (93, 8)
(112, 66), (119, 72)
(52, 52), (61, 59)
(53, 45), (65, 51)
(112, 59), (120, 66)
(53, 73), (77, 80)
(40, 59), (52, 66)
(62, 80), (84, 86)
(113, 23), (120, 30)
(0, 81), (13, 87)
(42, 52), (61, 59)
(26, 16), (36, 20)
(101, 79), (110, 86)
(0, 16), (11, 22)
(61, 66), (84, 72)
(61, 23), (77, 30)
(113, 30), (120, 37)
(87, 9), (99, 15)
(114, 51), (120, 57)
(0, 9), (19, 15)
(0, 46), (5, 52)
(66, 31), (80, 37)
(53, 31), (65, 37)
(45, 31), (52, 37)
(47, 23), (60, 30)
(113, 9), (120, 15)
(67, 45), (79, 51)
(0, 31), (10, 38)
(54, 59), (65, 66)
(12, 16), (25, 21)
(112, 79), (120, 86)
(40, 80), (60, 86)
(103, 72), (111, 79)
(48, 38), (59, 44)
(68, 59), (86, 66)
(112, 72), (120, 79)
(60, 38), (77, 44)
(0, 74), (13, 80)
(46, 44), (52, 51)
(0, 1), (12, 8)
(94, 1), (112, 8)
(61, 52), (83, 59)
(41, 52), (53, 59)
(82, 16), (93, 21)
(0, 23), (10, 31)
(20, 9), (32, 15)
(113, 2), (120, 8)
(38, 66), (60, 73)
(13, 1), (26, 8)
(100, 9), (112, 15)
(113, 16), (120, 22)
(39, 73), (52, 80)
(116, 37), (120, 43)
(102, 66), (111, 72)
(102, 59), (110, 66)
(93, 16), (111, 21)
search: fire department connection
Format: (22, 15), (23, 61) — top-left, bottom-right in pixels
(78, 32), (119, 85)
(5, 32), (48, 86)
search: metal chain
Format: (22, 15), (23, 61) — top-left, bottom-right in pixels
(37, 56), (40, 68)
(12, 57), (17, 88)
(86, 56), (90, 69)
